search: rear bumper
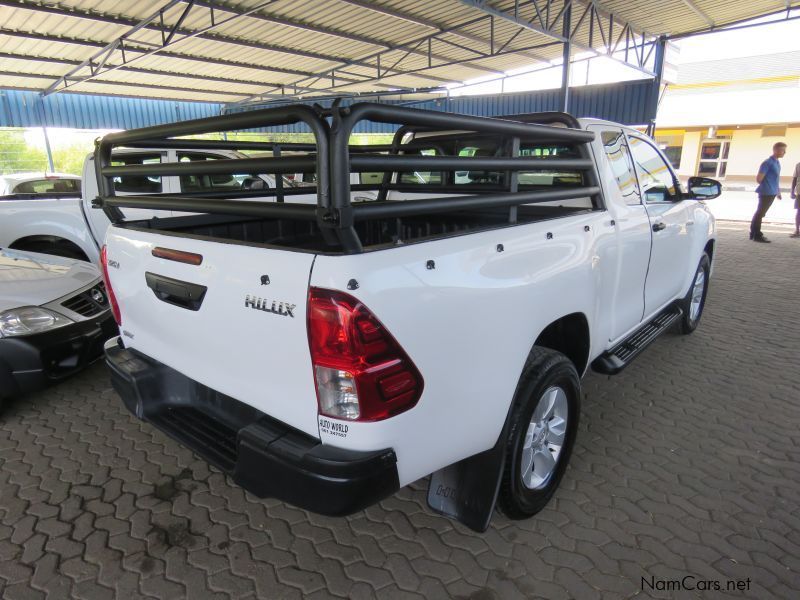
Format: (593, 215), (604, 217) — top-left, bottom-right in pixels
(104, 338), (399, 516)
(0, 311), (117, 399)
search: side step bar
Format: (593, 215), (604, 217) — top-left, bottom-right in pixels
(592, 305), (683, 375)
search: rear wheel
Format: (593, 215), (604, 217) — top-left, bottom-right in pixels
(678, 253), (710, 334)
(498, 347), (580, 519)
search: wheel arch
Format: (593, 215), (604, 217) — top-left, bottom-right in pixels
(704, 238), (715, 261)
(533, 312), (591, 376)
(9, 235), (91, 262)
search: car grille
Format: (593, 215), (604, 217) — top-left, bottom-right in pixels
(61, 282), (109, 318)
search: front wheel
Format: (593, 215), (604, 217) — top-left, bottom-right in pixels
(678, 253), (710, 334)
(498, 347), (580, 519)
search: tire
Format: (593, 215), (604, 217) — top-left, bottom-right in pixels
(678, 253), (710, 334)
(497, 347), (581, 519)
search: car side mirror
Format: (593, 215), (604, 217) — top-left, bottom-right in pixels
(686, 176), (721, 200)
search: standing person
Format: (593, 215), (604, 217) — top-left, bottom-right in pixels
(751, 142), (786, 243)
(791, 161), (800, 238)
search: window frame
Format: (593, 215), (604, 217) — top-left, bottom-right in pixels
(598, 128), (642, 207)
(625, 132), (681, 204)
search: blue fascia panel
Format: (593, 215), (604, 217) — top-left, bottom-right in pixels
(1, 79), (654, 134)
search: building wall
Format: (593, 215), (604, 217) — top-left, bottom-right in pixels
(658, 125), (800, 189)
(677, 131), (702, 178)
(726, 126), (800, 186)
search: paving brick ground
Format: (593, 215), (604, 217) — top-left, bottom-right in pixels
(1, 221), (799, 599)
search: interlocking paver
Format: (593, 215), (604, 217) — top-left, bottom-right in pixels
(0, 222), (799, 598)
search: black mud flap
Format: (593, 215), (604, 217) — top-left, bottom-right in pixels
(427, 437), (506, 533)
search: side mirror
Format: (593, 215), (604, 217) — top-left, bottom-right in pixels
(242, 177), (266, 191)
(686, 176), (722, 200)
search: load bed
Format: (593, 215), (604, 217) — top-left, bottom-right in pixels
(94, 103), (602, 254)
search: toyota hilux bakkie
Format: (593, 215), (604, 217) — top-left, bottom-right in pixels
(97, 103), (720, 531)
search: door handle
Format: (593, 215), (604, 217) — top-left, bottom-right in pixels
(686, 220), (694, 227)
(145, 272), (207, 311)
(652, 222), (666, 232)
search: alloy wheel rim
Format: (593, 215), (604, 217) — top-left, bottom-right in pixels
(521, 386), (568, 490)
(690, 266), (706, 322)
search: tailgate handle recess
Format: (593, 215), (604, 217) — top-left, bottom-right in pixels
(145, 272), (207, 311)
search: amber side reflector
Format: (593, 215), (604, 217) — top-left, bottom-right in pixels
(151, 247), (203, 266)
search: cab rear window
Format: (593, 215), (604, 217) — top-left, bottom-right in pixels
(11, 178), (80, 194)
(111, 154), (162, 193)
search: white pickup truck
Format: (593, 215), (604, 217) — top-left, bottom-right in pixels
(0, 146), (299, 264)
(98, 103), (721, 532)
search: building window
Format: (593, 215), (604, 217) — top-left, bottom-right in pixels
(697, 140), (730, 179)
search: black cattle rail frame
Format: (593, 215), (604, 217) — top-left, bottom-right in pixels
(94, 102), (600, 254)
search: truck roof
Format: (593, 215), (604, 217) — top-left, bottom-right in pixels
(0, 172), (80, 183)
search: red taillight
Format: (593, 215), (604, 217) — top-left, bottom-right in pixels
(100, 245), (122, 326)
(307, 288), (423, 422)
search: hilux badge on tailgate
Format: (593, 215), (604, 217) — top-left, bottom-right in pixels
(245, 295), (296, 318)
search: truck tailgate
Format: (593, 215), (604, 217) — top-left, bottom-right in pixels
(104, 226), (320, 437)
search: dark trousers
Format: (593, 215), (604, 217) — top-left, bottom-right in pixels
(751, 195), (776, 236)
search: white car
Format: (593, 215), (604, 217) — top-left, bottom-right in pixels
(0, 248), (117, 407)
(0, 172), (81, 196)
(98, 103), (721, 531)
(0, 149), (290, 264)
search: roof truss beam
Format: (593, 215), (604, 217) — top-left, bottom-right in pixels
(459, 1), (658, 77)
(232, 10), (538, 105)
(0, 50), (306, 95)
(0, 27), (412, 93)
(678, 0), (715, 27)
(233, 37), (563, 106)
(190, 0), (502, 76)
(0, 28), (321, 81)
(0, 0), (461, 92)
(41, 0), (346, 96)
(337, 0), (554, 63)
(0, 68), (250, 98)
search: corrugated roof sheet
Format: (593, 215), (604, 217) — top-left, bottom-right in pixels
(0, 79), (654, 131)
(0, 0), (791, 104)
(0, 88), (219, 129)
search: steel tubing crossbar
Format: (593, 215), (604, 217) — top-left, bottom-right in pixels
(101, 156), (316, 177)
(100, 195), (318, 219)
(350, 187), (600, 220)
(349, 155), (594, 171)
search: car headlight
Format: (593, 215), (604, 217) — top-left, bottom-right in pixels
(0, 307), (73, 338)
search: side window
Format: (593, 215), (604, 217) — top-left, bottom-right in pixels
(177, 152), (265, 192)
(627, 135), (678, 203)
(111, 154), (162, 193)
(359, 172), (383, 184)
(517, 143), (582, 188)
(453, 143), (503, 186)
(399, 148), (442, 185)
(600, 131), (640, 205)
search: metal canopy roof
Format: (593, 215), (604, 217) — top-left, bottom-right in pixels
(0, 0), (796, 106)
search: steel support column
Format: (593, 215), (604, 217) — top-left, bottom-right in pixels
(42, 126), (54, 172)
(559, 3), (572, 113)
(646, 36), (667, 137)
